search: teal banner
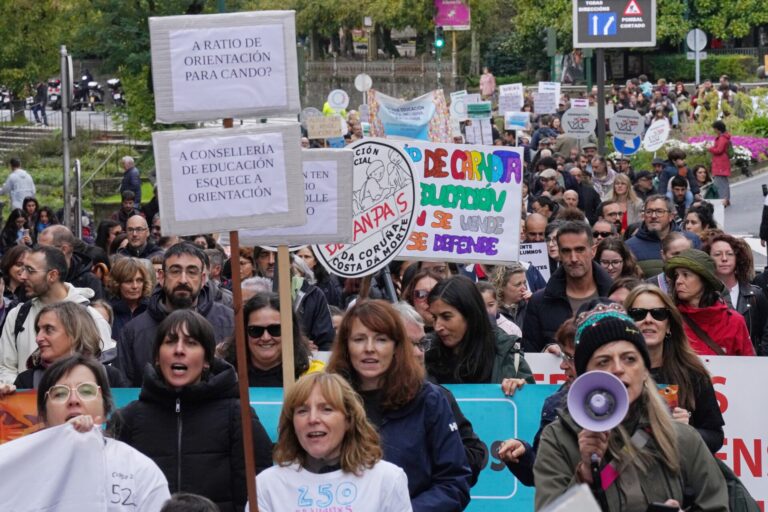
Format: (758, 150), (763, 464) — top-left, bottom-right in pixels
(112, 384), (558, 511)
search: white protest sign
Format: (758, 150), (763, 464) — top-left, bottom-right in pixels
(314, 139), (417, 278)
(153, 123), (305, 235)
(504, 112), (530, 131)
(499, 83), (523, 96)
(306, 115), (344, 139)
(561, 108), (597, 139)
(571, 98), (589, 108)
(538, 81), (561, 100)
(0, 425), (107, 510)
(533, 92), (557, 114)
(239, 149), (354, 246)
(150, 11), (300, 122)
(519, 242), (551, 281)
(465, 119), (493, 145)
(498, 94), (521, 115)
(450, 90), (468, 121)
(327, 89), (350, 110)
(398, 141), (524, 265)
(643, 119), (671, 152)
(609, 109), (644, 140)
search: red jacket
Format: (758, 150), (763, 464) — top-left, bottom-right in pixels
(708, 132), (731, 177)
(678, 301), (754, 356)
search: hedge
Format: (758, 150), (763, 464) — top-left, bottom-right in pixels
(647, 54), (757, 83)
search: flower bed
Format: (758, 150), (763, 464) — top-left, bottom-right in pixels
(687, 135), (768, 163)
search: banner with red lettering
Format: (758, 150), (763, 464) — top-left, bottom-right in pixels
(398, 141), (524, 264)
(525, 354), (768, 509)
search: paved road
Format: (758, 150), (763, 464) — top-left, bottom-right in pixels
(724, 171), (768, 268)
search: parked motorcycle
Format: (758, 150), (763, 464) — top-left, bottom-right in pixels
(47, 78), (62, 110)
(73, 79), (103, 111)
(106, 78), (125, 107)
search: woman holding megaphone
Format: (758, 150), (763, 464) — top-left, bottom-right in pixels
(534, 304), (728, 511)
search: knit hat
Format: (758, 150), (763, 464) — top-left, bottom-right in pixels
(574, 304), (651, 375)
(664, 248), (725, 293)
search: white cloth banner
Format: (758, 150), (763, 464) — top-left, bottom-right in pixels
(525, 354), (768, 507)
(0, 425), (106, 510)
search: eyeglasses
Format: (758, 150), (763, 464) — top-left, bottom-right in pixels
(558, 352), (575, 364)
(413, 289), (430, 300)
(412, 337), (431, 352)
(247, 324), (281, 338)
(600, 259), (623, 268)
(627, 307), (671, 322)
(20, 265), (46, 275)
(46, 382), (101, 403)
(165, 266), (202, 278)
(644, 208), (669, 217)
(593, 231), (613, 238)
(125, 227), (148, 234)
(546, 236), (558, 245)
(603, 211), (622, 218)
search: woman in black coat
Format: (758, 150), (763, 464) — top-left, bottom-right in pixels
(109, 309), (273, 512)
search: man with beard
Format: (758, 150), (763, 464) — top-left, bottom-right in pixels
(116, 242), (234, 386)
(522, 221), (612, 353)
(625, 195), (700, 278)
(0, 246), (112, 384)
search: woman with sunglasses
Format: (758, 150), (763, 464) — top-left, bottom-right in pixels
(219, 292), (324, 387)
(402, 268), (443, 332)
(625, 284), (724, 453)
(110, 309), (273, 511)
(33, 354), (171, 510)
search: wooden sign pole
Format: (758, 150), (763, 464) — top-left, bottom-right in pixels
(225, 114), (259, 512)
(277, 245), (296, 391)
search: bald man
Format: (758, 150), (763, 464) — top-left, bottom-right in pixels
(524, 213), (548, 243)
(117, 215), (164, 260)
(38, 225), (105, 299)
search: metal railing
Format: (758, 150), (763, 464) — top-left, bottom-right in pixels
(81, 145), (119, 189)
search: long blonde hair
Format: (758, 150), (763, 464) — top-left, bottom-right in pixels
(607, 376), (680, 475)
(608, 173), (640, 205)
(273, 373), (382, 475)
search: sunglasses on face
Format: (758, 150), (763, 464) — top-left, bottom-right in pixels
(247, 324), (281, 338)
(413, 289), (430, 300)
(593, 231), (612, 238)
(627, 307), (671, 322)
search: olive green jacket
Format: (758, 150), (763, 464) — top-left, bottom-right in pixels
(533, 408), (728, 512)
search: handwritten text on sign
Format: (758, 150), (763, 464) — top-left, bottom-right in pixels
(399, 142), (524, 263)
(169, 133), (288, 222)
(315, 140), (416, 278)
(170, 25), (286, 112)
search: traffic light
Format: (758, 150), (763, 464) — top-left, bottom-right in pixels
(434, 26), (445, 57)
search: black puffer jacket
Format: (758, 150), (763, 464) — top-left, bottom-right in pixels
(109, 359), (273, 512)
(66, 251), (104, 300)
(116, 284), (234, 386)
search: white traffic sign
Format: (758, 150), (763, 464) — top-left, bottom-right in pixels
(561, 108), (597, 139)
(609, 109), (644, 140)
(686, 28), (707, 52)
(354, 73), (373, 92)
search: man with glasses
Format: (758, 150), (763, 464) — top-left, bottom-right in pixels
(392, 301), (487, 487)
(0, 246), (112, 384)
(116, 242), (234, 386)
(597, 200), (623, 233)
(626, 194), (700, 278)
(591, 220), (617, 248)
(117, 215), (164, 260)
(37, 225), (105, 300)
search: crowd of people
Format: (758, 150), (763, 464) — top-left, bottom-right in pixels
(0, 72), (763, 511)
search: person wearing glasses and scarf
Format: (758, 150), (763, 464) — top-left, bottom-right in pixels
(219, 292), (324, 387)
